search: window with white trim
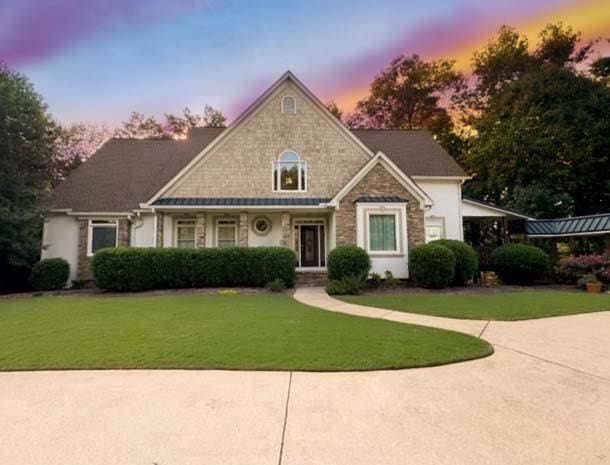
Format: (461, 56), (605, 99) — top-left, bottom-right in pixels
(367, 213), (399, 253)
(425, 217), (445, 243)
(88, 220), (117, 256)
(273, 151), (306, 191)
(175, 219), (196, 248)
(216, 219), (237, 248)
(281, 95), (296, 114)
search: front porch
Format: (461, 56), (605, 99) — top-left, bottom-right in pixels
(152, 206), (335, 272)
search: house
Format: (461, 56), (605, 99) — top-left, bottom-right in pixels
(42, 71), (472, 284)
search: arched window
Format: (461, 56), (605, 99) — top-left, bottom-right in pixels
(281, 96), (296, 114)
(273, 151), (306, 191)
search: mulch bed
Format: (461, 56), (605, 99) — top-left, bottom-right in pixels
(356, 283), (581, 296)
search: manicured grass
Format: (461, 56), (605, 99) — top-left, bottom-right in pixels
(338, 291), (610, 321)
(0, 295), (492, 371)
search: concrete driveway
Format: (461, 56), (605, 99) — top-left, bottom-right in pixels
(1, 306), (609, 464)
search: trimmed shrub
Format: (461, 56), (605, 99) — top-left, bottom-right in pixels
(432, 239), (478, 285)
(491, 243), (550, 285)
(327, 245), (371, 281)
(556, 252), (610, 284)
(30, 258), (70, 291)
(92, 247), (297, 292)
(409, 244), (456, 289)
(326, 275), (365, 295)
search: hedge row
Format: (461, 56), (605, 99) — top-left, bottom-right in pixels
(92, 247), (297, 292)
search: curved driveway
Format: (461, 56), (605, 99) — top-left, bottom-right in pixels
(1, 288), (609, 465)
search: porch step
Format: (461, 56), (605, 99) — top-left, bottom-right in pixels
(295, 271), (328, 287)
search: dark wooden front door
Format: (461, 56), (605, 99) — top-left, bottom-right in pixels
(300, 225), (319, 267)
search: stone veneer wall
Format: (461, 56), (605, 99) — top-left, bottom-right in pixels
(167, 80), (369, 199)
(239, 212), (248, 246)
(77, 218), (130, 282)
(196, 213), (206, 248)
(155, 213), (164, 247)
(336, 163), (425, 250)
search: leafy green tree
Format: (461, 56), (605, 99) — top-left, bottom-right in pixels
(464, 66), (610, 217)
(346, 54), (464, 148)
(0, 64), (58, 287)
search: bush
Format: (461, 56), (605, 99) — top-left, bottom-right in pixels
(491, 244), (550, 285)
(265, 278), (286, 292)
(326, 275), (365, 295)
(92, 247), (297, 292)
(409, 244), (456, 289)
(431, 239), (478, 285)
(384, 270), (400, 287)
(29, 258), (70, 291)
(327, 245), (371, 281)
(556, 251), (610, 284)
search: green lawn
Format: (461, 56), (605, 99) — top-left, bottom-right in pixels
(339, 291), (610, 321)
(0, 294), (492, 371)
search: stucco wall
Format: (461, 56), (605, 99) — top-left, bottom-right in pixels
(167, 80), (370, 199)
(131, 214), (155, 247)
(41, 215), (80, 283)
(417, 179), (463, 240)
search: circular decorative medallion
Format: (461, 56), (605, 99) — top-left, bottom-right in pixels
(252, 216), (272, 236)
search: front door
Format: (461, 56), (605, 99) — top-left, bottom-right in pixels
(300, 225), (319, 267)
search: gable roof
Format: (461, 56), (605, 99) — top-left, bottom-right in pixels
(352, 129), (467, 178)
(330, 151), (434, 208)
(49, 128), (223, 212)
(49, 127), (465, 212)
(146, 71), (374, 204)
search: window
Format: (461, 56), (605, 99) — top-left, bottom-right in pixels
(273, 151), (306, 191)
(425, 217), (445, 243)
(368, 214), (398, 252)
(176, 219), (196, 248)
(88, 220), (117, 256)
(216, 219), (237, 248)
(252, 216), (271, 236)
(281, 95), (296, 114)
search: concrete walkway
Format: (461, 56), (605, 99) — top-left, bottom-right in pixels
(294, 286), (489, 336)
(2, 290), (610, 465)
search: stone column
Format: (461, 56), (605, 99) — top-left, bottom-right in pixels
(77, 219), (93, 282)
(117, 219), (130, 247)
(239, 212), (248, 246)
(196, 213), (206, 248)
(155, 212), (164, 248)
(280, 212), (291, 247)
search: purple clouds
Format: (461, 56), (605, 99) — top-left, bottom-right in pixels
(0, 0), (218, 65)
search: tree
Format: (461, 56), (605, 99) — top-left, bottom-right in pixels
(54, 122), (112, 177)
(346, 54), (464, 152)
(0, 64), (58, 288)
(590, 56), (610, 83)
(325, 100), (343, 120)
(114, 112), (167, 139)
(463, 66), (610, 217)
(115, 105), (226, 139)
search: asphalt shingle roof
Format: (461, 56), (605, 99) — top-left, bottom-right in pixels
(50, 127), (466, 212)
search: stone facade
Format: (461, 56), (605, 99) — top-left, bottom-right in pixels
(155, 213), (164, 247)
(196, 213), (206, 248)
(336, 163), (425, 250)
(77, 220), (92, 282)
(239, 212), (248, 246)
(117, 219), (130, 247)
(167, 80), (370, 199)
(280, 212), (291, 247)
(77, 218), (130, 282)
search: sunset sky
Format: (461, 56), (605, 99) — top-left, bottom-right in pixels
(2, 0), (610, 126)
